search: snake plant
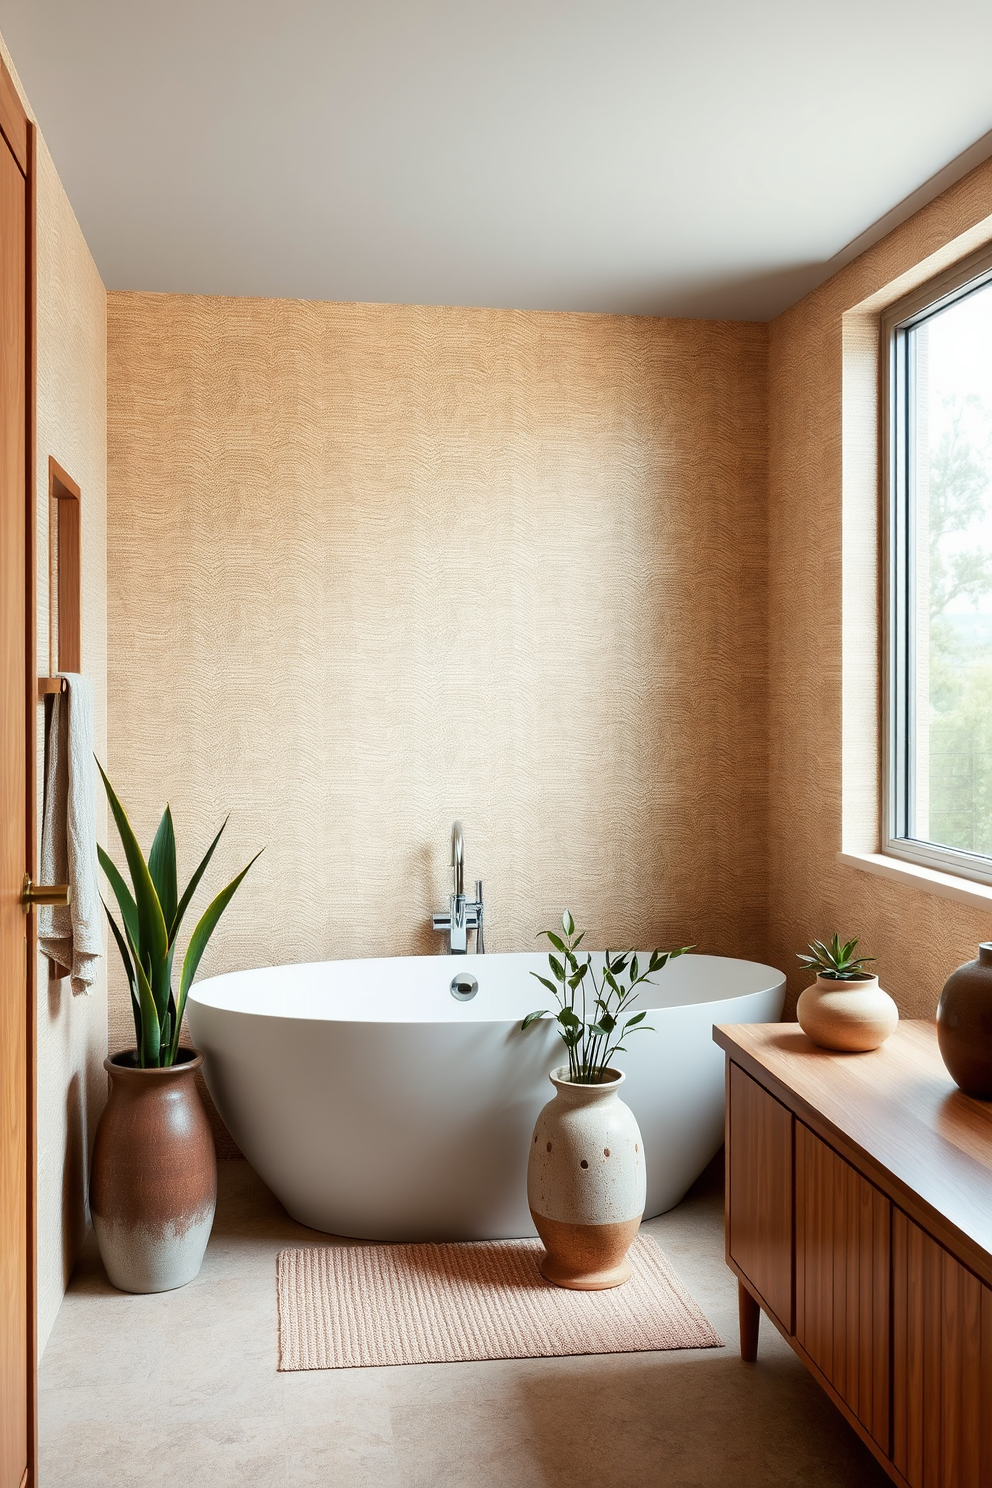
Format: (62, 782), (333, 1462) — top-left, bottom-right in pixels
(97, 762), (261, 1067)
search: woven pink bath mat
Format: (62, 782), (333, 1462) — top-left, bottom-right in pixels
(277, 1233), (723, 1370)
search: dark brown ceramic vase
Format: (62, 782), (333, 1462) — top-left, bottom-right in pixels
(937, 944), (992, 1100)
(90, 1047), (217, 1293)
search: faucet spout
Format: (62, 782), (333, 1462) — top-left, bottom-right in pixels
(451, 820), (464, 898)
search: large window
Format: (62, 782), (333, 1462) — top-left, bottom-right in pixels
(885, 249), (992, 883)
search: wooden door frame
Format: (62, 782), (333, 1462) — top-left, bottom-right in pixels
(24, 113), (38, 1488)
(2, 50), (38, 1484)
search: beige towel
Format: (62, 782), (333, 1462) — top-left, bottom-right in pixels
(38, 674), (102, 995)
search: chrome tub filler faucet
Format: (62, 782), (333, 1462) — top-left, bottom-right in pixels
(432, 820), (484, 954)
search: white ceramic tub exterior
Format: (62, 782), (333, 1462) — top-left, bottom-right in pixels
(187, 951), (784, 1241)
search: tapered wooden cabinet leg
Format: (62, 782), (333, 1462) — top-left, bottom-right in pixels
(739, 1280), (760, 1362)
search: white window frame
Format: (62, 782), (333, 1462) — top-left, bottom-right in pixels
(882, 243), (992, 886)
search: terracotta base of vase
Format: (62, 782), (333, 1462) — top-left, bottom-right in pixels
(531, 1210), (641, 1290)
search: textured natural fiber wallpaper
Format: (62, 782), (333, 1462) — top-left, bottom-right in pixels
(767, 156), (992, 1019)
(34, 140), (108, 1351)
(107, 295), (768, 1066)
(1, 23), (109, 1350)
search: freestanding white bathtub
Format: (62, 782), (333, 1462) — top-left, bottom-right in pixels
(187, 951), (784, 1241)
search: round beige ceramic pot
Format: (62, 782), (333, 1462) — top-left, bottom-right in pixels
(90, 1048), (217, 1294)
(797, 975), (899, 1052)
(527, 1066), (645, 1290)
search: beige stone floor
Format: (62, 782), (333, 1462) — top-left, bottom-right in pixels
(39, 1157), (891, 1488)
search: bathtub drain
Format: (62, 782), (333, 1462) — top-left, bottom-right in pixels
(450, 973), (479, 1002)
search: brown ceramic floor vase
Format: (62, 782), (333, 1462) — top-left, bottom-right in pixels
(796, 973), (899, 1052)
(90, 1047), (217, 1293)
(937, 943), (992, 1099)
(527, 1066), (646, 1290)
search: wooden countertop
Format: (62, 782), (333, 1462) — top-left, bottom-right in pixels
(714, 1020), (992, 1285)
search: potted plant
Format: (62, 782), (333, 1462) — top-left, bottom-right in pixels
(521, 911), (690, 1289)
(90, 762), (261, 1293)
(796, 934), (898, 1052)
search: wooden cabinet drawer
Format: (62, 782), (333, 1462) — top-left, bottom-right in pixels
(728, 1062), (793, 1332)
(795, 1122), (890, 1453)
(892, 1208), (992, 1488)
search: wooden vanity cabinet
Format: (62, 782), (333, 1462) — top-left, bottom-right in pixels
(726, 1063), (793, 1334)
(794, 1120), (890, 1452)
(716, 1022), (992, 1488)
(891, 1210), (992, 1488)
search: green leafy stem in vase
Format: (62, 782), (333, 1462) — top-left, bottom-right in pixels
(97, 762), (262, 1068)
(521, 910), (693, 1083)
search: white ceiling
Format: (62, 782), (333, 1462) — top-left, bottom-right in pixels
(3, 0), (992, 320)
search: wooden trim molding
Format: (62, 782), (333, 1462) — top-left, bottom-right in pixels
(48, 457), (81, 675)
(48, 458), (80, 503)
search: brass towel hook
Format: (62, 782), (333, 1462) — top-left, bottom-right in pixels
(21, 874), (71, 911)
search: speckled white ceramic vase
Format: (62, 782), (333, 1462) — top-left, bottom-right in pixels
(796, 975), (899, 1053)
(527, 1066), (646, 1290)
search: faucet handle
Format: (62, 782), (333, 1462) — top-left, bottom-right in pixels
(474, 881), (485, 955)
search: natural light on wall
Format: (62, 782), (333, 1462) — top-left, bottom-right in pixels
(886, 252), (992, 882)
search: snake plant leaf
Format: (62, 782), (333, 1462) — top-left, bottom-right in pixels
(97, 844), (139, 952)
(104, 901), (141, 1050)
(97, 761), (168, 983)
(133, 950), (160, 1067)
(170, 817), (228, 944)
(173, 851), (263, 1061)
(148, 805), (178, 932)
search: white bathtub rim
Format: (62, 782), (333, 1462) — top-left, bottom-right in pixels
(188, 951), (786, 1026)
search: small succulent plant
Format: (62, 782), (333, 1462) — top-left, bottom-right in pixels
(798, 933), (875, 982)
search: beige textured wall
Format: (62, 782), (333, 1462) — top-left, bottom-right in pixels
(106, 294), (768, 1060)
(0, 33), (109, 1352)
(767, 158), (992, 1017)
